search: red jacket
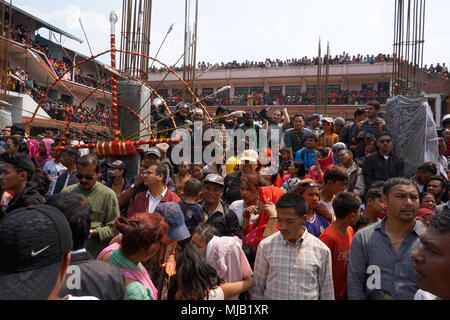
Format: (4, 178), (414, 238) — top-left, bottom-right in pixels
(127, 189), (181, 218)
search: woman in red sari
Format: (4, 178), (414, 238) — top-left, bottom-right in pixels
(241, 173), (285, 251)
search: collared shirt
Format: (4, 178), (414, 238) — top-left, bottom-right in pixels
(347, 216), (426, 300)
(250, 229), (335, 300)
(146, 187), (167, 213)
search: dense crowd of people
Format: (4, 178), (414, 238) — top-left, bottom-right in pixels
(423, 63), (449, 79)
(7, 22), (111, 90)
(149, 52), (396, 73)
(0, 97), (450, 301)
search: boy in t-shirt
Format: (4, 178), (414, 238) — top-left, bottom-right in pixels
(178, 178), (205, 234)
(279, 146), (292, 176)
(319, 191), (361, 300)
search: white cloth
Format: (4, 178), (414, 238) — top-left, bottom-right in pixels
(319, 199), (335, 222)
(65, 294), (99, 300)
(146, 188), (167, 213)
(229, 200), (259, 227)
(207, 286), (225, 300)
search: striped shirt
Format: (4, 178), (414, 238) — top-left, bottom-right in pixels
(250, 228), (335, 300)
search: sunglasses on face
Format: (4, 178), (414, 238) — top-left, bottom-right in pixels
(379, 139), (392, 144)
(76, 173), (95, 180)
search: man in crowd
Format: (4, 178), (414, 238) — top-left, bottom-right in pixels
(44, 127), (59, 140)
(284, 114), (313, 159)
(340, 108), (366, 150)
(338, 149), (365, 198)
(203, 106), (229, 157)
(61, 154), (120, 258)
(47, 193), (128, 300)
(347, 177), (425, 299)
(127, 163), (180, 218)
(411, 162), (437, 193)
(362, 188), (386, 225)
(201, 173), (241, 237)
(0, 154), (43, 216)
(0, 126), (11, 150)
(318, 166), (350, 223)
(52, 147), (80, 194)
(307, 113), (322, 136)
(238, 111), (263, 150)
(142, 147), (176, 193)
(250, 193), (334, 300)
(353, 100), (385, 158)
(260, 108), (291, 148)
(295, 133), (318, 172)
(334, 117), (346, 140)
(320, 192), (361, 300)
(412, 210), (450, 300)
(0, 205), (88, 300)
(362, 131), (404, 192)
(43, 142), (67, 196)
(425, 175), (448, 206)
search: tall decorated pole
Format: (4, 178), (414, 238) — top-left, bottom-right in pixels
(109, 11), (120, 140)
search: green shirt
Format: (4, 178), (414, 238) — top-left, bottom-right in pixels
(62, 182), (120, 257)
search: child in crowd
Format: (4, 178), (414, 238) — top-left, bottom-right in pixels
(279, 146), (292, 176)
(319, 192), (361, 300)
(178, 178), (205, 234)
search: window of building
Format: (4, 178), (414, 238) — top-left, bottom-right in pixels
(269, 86), (282, 95)
(250, 86), (264, 94)
(157, 89), (168, 98)
(285, 86), (301, 97)
(202, 88), (213, 95)
(362, 83), (374, 91)
(235, 87), (249, 96)
(378, 82), (390, 92)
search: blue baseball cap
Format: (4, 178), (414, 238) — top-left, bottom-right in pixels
(309, 113), (320, 120)
(154, 202), (190, 242)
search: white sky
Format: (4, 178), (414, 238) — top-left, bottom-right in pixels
(12, 0), (450, 68)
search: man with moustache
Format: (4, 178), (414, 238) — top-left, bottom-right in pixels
(61, 154), (120, 258)
(347, 177), (426, 300)
(412, 210), (450, 300)
(250, 193), (334, 300)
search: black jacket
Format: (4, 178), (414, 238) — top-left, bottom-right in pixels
(5, 182), (43, 215)
(362, 152), (405, 190)
(200, 199), (242, 239)
(59, 250), (128, 300)
(224, 171), (242, 205)
(53, 170), (78, 194)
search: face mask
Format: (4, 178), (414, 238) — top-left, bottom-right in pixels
(108, 169), (117, 179)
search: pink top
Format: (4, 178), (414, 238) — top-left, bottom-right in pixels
(206, 236), (253, 300)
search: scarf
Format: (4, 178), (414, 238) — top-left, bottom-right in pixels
(97, 242), (158, 300)
(37, 138), (54, 168)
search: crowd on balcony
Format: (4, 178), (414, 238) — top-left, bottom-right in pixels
(423, 63), (449, 80)
(149, 53), (395, 73)
(7, 23), (111, 91)
(162, 88), (389, 107)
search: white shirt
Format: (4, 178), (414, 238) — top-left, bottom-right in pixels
(146, 188), (167, 213)
(229, 200), (259, 227)
(319, 199), (335, 222)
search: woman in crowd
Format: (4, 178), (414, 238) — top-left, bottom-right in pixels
(175, 244), (254, 300)
(36, 138), (54, 169)
(238, 173), (285, 250)
(420, 191), (437, 212)
(317, 117), (340, 149)
(190, 163), (204, 182)
(0, 135), (28, 160)
(98, 213), (168, 300)
(173, 161), (190, 198)
(282, 160), (306, 182)
(190, 225), (253, 300)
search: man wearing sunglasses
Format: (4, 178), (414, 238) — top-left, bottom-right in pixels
(362, 131), (405, 193)
(61, 154), (120, 258)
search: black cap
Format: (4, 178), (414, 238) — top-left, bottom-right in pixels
(0, 205), (73, 300)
